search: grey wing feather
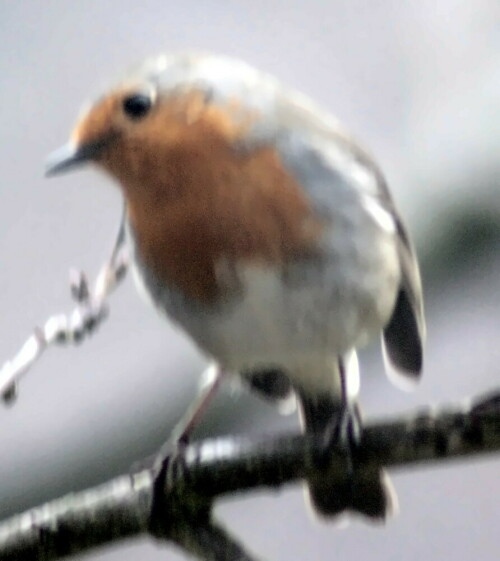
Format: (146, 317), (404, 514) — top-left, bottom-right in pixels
(251, 85), (426, 381)
(350, 150), (426, 381)
(342, 152), (425, 381)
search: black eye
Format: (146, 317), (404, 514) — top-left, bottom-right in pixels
(122, 93), (152, 120)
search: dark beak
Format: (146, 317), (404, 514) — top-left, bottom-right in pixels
(45, 136), (113, 177)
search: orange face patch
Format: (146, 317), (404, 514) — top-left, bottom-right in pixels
(71, 94), (123, 147)
(74, 90), (325, 303)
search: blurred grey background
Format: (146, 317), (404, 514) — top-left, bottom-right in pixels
(0, 1), (499, 560)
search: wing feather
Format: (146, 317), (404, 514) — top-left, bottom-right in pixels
(269, 90), (425, 382)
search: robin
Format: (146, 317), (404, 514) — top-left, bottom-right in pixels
(46, 52), (425, 521)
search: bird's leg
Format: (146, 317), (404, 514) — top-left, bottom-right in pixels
(319, 357), (362, 474)
(298, 355), (368, 517)
(321, 402), (362, 483)
(311, 361), (394, 520)
(169, 365), (225, 446)
(136, 365), (225, 485)
(300, 394), (361, 473)
(299, 353), (362, 466)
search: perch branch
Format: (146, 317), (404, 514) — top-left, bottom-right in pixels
(0, 390), (498, 561)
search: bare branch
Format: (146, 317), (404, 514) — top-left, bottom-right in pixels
(0, 390), (498, 561)
(0, 237), (128, 405)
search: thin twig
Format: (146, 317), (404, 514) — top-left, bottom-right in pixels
(0, 390), (498, 561)
(169, 520), (262, 561)
(0, 232), (128, 404)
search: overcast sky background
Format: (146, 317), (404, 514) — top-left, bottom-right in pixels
(0, 2), (499, 560)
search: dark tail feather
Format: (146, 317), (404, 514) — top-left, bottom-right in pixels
(305, 461), (396, 520)
(298, 359), (396, 521)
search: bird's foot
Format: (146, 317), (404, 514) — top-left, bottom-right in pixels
(318, 403), (363, 474)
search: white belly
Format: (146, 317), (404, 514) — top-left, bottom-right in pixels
(209, 246), (399, 372)
(128, 198), (400, 394)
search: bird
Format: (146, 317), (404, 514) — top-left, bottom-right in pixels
(45, 52), (425, 521)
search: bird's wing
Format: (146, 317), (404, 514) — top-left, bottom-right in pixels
(267, 90), (425, 383)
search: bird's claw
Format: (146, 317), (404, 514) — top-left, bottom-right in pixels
(319, 404), (363, 474)
(132, 434), (190, 485)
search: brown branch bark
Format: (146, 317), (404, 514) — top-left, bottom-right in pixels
(0, 390), (498, 561)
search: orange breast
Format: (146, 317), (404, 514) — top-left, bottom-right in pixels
(99, 93), (325, 303)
